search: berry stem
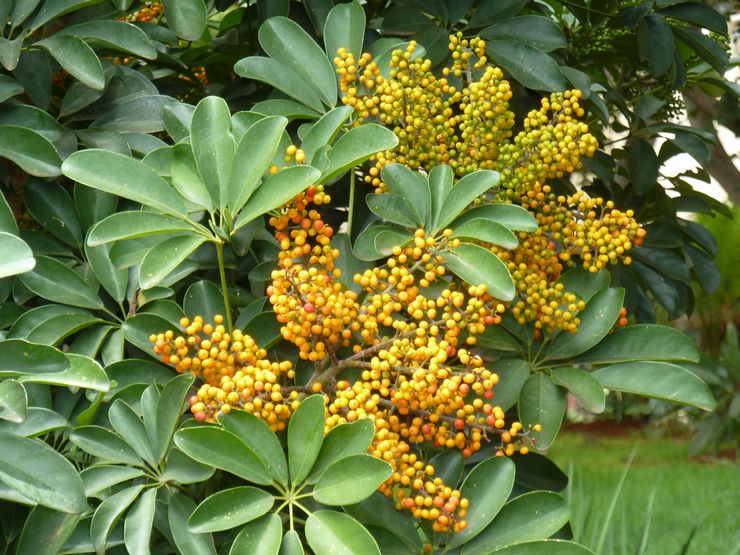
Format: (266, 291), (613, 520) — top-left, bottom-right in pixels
(347, 167), (356, 238)
(215, 241), (233, 333)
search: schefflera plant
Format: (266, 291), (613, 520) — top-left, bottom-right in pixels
(60, 95), (397, 331)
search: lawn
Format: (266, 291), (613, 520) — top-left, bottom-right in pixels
(549, 429), (740, 555)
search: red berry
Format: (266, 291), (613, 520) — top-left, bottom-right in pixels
(454, 418), (465, 430)
(189, 395), (198, 406)
(304, 302), (315, 313)
(194, 411), (206, 422)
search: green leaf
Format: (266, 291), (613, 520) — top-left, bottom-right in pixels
(443, 242), (514, 300)
(593, 361), (715, 411)
(169, 144), (213, 212)
(480, 16), (566, 52)
(380, 163), (431, 227)
(229, 513), (282, 555)
(366, 194), (418, 228)
(307, 419), (375, 483)
(550, 367), (605, 413)
(91, 485), (145, 553)
(109, 399), (156, 466)
(485, 540), (594, 554)
(121, 312), (176, 355)
(0, 232), (35, 278)
(477, 326), (522, 354)
(16, 506), (80, 555)
(467, 0), (528, 28)
(288, 394), (326, 485)
(163, 448), (215, 485)
(320, 124), (398, 182)
(0, 407), (68, 438)
(324, 1), (365, 61)
(313, 454), (391, 505)
(162, 0), (207, 41)
(139, 234), (207, 290)
(447, 456), (516, 548)
(485, 40), (565, 91)
(229, 116), (288, 212)
(555, 267), (610, 302)
(301, 106), (353, 163)
(86, 243), (128, 302)
(518, 374), (566, 450)
(0, 339), (68, 376)
(184, 281), (226, 326)
(191, 96), (235, 210)
(546, 288), (625, 360)
(124, 487), (157, 555)
(169, 493), (217, 555)
(154, 373), (194, 462)
(189, 487), (274, 533)
(453, 204), (537, 232)
(62, 149), (188, 217)
(80, 465), (144, 498)
(259, 17), (337, 108)
(511, 452), (567, 493)
(87, 211), (194, 246)
(0, 75), (23, 103)
(280, 530), (305, 555)
(19, 256), (104, 310)
(235, 57), (325, 113)
(576, 324), (699, 364)
(219, 410), (288, 486)
(59, 20), (157, 60)
(0, 36), (22, 71)
(0, 431), (87, 513)
(233, 165), (321, 233)
(461, 491), (570, 555)
(637, 15), (674, 78)
(0, 125), (61, 177)
(658, 2), (727, 34)
(627, 139), (659, 195)
(35, 35), (104, 90)
(436, 170), (500, 231)
(24, 314), (105, 348)
(70, 425), (143, 466)
(451, 218), (518, 249)
(428, 164), (454, 229)
(343, 492), (422, 551)
(25, 179), (83, 248)
(305, 511), (380, 555)
(0, 380), (27, 423)
(174, 427), (273, 485)
(353, 224), (410, 261)
(674, 26), (728, 73)
(18, 352), (109, 391)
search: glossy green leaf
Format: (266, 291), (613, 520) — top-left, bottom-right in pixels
(305, 511), (380, 555)
(0, 431), (87, 513)
(0, 125), (61, 177)
(307, 419), (375, 483)
(518, 374), (566, 450)
(453, 203), (537, 232)
(380, 163), (431, 227)
(162, 0), (207, 41)
(0, 339), (68, 377)
(0, 379), (27, 423)
(485, 40), (565, 91)
(124, 487), (157, 555)
(353, 224), (409, 261)
(511, 452), (567, 493)
(0, 232), (35, 278)
(91, 484), (145, 553)
(219, 410), (288, 486)
(555, 267), (610, 302)
(0, 407), (68, 438)
(229, 513), (282, 555)
(288, 394), (326, 485)
(576, 324), (699, 364)
(447, 456), (516, 548)
(234, 57), (325, 113)
(25, 179), (82, 248)
(25, 313), (105, 347)
(0, 75), (24, 103)
(233, 165), (321, 233)
(138, 234), (207, 289)
(163, 448), (215, 485)
(174, 427), (272, 485)
(62, 149), (188, 217)
(546, 288), (624, 360)
(627, 139), (659, 195)
(59, 20), (157, 60)
(169, 493), (217, 555)
(443, 242), (514, 300)
(593, 362), (715, 411)
(259, 17), (336, 108)
(366, 193), (418, 228)
(18, 353), (108, 391)
(189, 487), (274, 533)
(80, 465), (144, 498)
(279, 530), (305, 555)
(343, 492), (423, 551)
(229, 116), (288, 212)
(452, 218), (518, 249)
(481, 16), (566, 52)
(486, 540), (593, 554)
(183, 281), (227, 324)
(658, 2), (726, 34)
(313, 455), (391, 505)
(121, 312), (176, 355)
(637, 15), (674, 78)
(461, 491), (570, 555)
(324, 0), (365, 60)
(153, 373), (194, 461)
(300, 106), (352, 163)
(85, 243), (128, 302)
(428, 164), (454, 228)
(320, 124), (398, 182)
(19, 256), (104, 309)
(436, 170), (500, 231)
(109, 399), (156, 465)
(70, 425), (143, 466)
(87, 211), (195, 246)
(191, 96), (234, 210)
(16, 506), (80, 555)
(550, 367), (605, 413)
(36, 35), (104, 90)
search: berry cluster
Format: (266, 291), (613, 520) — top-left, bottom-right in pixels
(122, 1), (162, 22)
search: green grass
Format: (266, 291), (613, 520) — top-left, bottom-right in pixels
(549, 430), (740, 555)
